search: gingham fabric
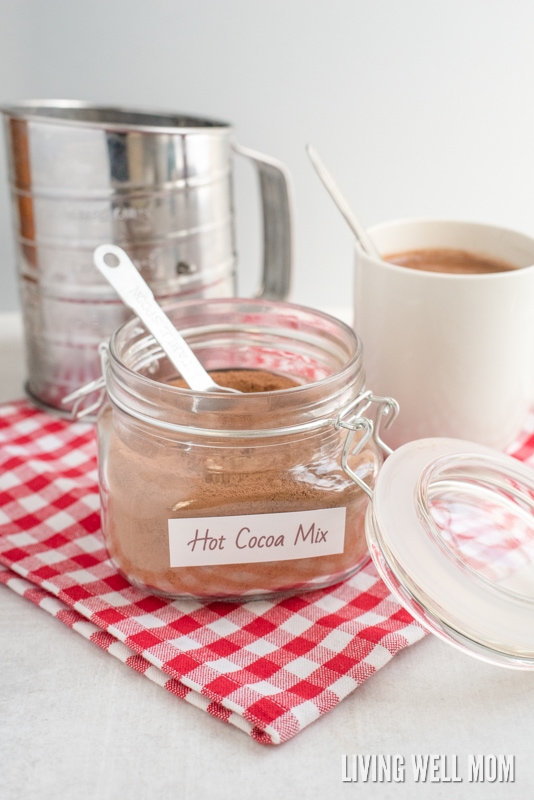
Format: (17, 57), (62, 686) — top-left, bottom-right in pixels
(1, 401), (533, 745)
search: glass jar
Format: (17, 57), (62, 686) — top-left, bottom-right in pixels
(95, 298), (395, 600)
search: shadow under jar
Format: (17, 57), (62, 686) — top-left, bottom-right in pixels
(97, 298), (388, 599)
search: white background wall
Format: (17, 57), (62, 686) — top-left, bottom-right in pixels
(2, 0), (534, 312)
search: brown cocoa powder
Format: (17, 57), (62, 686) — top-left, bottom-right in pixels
(99, 369), (377, 599)
(170, 368), (299, 393)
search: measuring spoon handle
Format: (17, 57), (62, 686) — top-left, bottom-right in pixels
(93, 244), (225, 393)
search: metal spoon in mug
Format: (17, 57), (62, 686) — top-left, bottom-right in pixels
(306, 144), (381, 260)
(93, 244), (240, 394)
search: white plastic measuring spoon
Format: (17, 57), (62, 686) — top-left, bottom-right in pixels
(93, 244), (240, 394)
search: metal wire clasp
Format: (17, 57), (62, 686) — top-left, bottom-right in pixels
(335, 391), (400, 498)
(61, 343), (109, 420)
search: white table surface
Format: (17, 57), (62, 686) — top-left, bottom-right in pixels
(1, 311), (533, 800)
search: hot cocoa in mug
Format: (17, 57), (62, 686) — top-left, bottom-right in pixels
(385, 247), (517, 275)
(353, 219), (534, 450)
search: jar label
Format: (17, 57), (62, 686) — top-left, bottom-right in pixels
(168, 507), (347, 567)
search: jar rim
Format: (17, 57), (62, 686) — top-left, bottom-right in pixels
(105, 297), (364, 435)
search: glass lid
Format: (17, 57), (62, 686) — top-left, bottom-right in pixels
(366, 438), (534, 669)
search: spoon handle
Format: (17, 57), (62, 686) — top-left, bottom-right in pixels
(306, 144), (381, 260)
(93, 244), (223, 393)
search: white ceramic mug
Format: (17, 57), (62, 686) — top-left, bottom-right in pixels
(353, 219), (534, 450)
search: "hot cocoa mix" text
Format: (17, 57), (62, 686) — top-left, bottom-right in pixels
(168, 507), (347, 568)
(186, 521), (329, 553)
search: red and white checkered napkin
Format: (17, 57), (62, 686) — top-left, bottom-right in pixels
(2, 401), (532, 745)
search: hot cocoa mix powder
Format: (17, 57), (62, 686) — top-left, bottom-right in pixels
(170, 368), (300, 393)
(99, 369), (377, 598)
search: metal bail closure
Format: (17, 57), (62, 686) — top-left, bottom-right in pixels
(336, 391), (400, 498)
(61, 342), (109, 420)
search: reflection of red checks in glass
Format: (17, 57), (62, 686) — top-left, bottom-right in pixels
(430, 489), (534, 586)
